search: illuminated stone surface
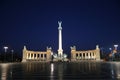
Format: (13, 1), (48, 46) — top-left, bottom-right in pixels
(0, 62), (120, 80)
(71, 45), (100, 61)
(22, 46), (52, 62)
(58, 21), (63, 58)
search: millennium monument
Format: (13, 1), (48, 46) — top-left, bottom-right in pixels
(52, 21), (68, 61)
(22, 21), (100, 62)
(58, 21), (63, 59)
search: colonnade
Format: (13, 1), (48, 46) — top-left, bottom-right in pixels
(75, 52), (96, 60)
(22, 46), (52, 62)
(70, 45), (100, 61)
(26, 53), (47, 60)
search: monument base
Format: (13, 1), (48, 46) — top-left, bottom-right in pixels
(52, 55), (69, 62)
(53, 58), (69, 62)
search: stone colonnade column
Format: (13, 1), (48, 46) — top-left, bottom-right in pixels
(88, 52), (90, 59)
(82, 53), (83, 60)
(30, 53), (31, 59)
(43, 54), (45, 60)
(39, 54), (41, 59)
(93, 53), (94, 59)
(26, 53), (28, 59)
(33, 53), (34, 59)
(85, 53), (87, 60)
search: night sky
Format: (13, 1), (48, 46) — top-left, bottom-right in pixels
(0, 0), (120, 54)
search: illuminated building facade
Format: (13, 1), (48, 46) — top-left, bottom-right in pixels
(71, 45), (100, 61)
(22, 46), (52, 62)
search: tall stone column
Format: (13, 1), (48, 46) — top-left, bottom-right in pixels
(58, 21), (63, 59)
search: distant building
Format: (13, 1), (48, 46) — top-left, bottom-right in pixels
(70, 45), (100, 61)
(22, 46), (52, 62)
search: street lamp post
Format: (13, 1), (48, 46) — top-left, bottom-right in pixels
(109, 48), (113, 61)
(11, 50), (14, 62)
(3, 46), (8, 62)
(114, 45), (118, 50)
(109, 48), (112, 53)
(113, 45), (118, 61)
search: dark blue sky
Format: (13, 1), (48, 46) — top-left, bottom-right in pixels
(0, 0), (120, 53)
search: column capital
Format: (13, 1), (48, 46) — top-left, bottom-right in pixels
(58, 21), (62, 30)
